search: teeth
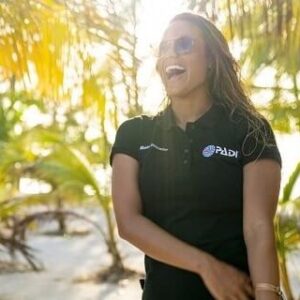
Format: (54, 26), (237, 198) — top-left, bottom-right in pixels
(165, 65), (186, 74)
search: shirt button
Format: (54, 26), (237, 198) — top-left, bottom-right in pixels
(183, 159), (188, 164)
(184, 148), (189, 153)
(189, 138), (193, 143)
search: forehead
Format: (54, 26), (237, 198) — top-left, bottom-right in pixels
(161, 20), (203, 41)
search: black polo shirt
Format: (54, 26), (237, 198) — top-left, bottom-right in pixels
(109, 101), (282, 300)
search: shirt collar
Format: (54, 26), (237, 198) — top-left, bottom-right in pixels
(157, 101), (225, 131)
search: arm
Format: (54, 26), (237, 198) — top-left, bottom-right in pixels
(111, 153), (210, 275)
(243, 159), (282, 300)
(111, 153), (254, 299)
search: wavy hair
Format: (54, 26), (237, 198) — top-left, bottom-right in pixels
(156, 11), (276, 160)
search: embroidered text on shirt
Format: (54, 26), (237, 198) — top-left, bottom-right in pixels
(139, 143), (168, 151)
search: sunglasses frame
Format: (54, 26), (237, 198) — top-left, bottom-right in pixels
(157, 35), (196, 58)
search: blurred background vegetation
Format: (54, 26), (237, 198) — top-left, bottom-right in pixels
(0, 0), (299, 299)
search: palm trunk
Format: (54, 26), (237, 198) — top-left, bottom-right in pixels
(57, 197), (66, 235)
(275, 217), (295, 300)
(103, 207), (124, 270)
(278, 251), (294, 300)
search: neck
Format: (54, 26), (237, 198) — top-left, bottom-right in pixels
(170, 86), (213, 130)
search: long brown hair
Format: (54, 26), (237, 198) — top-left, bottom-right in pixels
(156, 11), (276, 160)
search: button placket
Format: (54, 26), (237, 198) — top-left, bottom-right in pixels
(179, 126), (193, 168)
(183, 144), (191, 166)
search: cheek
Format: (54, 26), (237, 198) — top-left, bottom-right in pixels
(193, 54), (207, 74)
(188, 53), (208, 81)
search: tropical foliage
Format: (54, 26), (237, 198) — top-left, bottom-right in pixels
(0, 0), (299, 298)
(188, 0), (300, 132)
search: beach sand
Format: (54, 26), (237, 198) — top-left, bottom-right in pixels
(0, 207), (299, 300)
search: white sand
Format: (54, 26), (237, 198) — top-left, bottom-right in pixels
(0, 207), (144, 300)
(0, 207), (299, 300)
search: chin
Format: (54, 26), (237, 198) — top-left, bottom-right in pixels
(167, 91), (187, 99)
(166, 86), (193, 98)
(165, 84), (189, 98)
(166, 81), (206, 99)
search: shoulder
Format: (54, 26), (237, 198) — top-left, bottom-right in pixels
(241, 116), (275, 144)
(117, 113), (157, 133)
(117, 115), (143, 129)
(114, 113), (160, 143)
(225, 108), (273, 141)
(235, 113), (281, 168)
(110, 115), (150, 165)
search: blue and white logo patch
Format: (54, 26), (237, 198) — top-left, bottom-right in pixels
(202, 145), (216, 157)
(202, 144), (239, 158)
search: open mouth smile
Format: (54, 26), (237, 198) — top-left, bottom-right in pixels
(165, 64), (186, 80)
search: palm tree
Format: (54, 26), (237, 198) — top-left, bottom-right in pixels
(0, 123), (140, 279)
(0, 0), (143, 281)
(276, 162), (300, 300)
(187, 0), (300, 132)
(32, 143), (125, 271)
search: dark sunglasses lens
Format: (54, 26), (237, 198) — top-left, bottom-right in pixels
(175, 37), (194, 54)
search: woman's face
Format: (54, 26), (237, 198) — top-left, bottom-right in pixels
(156, 20), (210, 98)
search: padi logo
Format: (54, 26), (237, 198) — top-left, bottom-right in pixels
(202, 145), (239, 158)
(202, 145), (216, 157)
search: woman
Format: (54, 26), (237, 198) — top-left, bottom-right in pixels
(110, 12), (284, 300)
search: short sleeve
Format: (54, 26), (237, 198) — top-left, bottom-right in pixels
(240, 118), (282, 169)
(109, 118), (141, 166)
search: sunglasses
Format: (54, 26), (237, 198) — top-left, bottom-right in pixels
(157, 35), (196, 58)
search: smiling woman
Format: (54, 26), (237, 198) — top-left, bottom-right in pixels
(110, 11), (285, 300)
